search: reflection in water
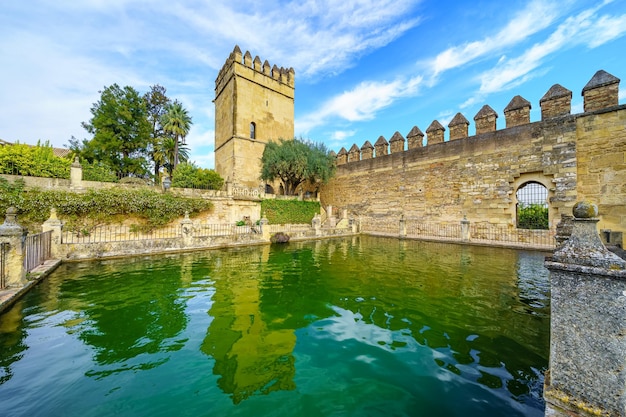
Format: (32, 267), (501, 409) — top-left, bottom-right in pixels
(0, 236), (551, 417)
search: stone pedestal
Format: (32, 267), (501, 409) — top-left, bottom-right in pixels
(70, 157), (83, 190)
(0, 207), (27, 287)
(180, 212), (194, 247)
(461, 217), (470, 241)
(544, 201), (626, 416)
(42, 208), (63, 258)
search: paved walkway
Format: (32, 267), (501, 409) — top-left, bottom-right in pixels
(0, 259), (61, 313)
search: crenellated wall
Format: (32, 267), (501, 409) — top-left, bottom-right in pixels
(322, 70), (625, 245)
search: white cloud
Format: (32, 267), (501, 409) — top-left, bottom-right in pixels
(427, 0), (561, 78)
(477, 5), (626, 94)
(171, 0), (423, 78)
(330, 130), (357, 142)
(297, 76), (423, 133)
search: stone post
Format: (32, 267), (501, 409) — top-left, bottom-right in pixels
(180, 211), (194, 247)
(70, 157), (83, 190)
(544, 201), (626, 417)
(461, 216), (470, 242)
(399, 215), (406, 238)
(0, 207), (27, 287)
(259, 216), (270, 241)
(327, 205), (337, 228)
(226, 180), (233, 197)
(42, 208), (63, 258)
(312, 214), (322, 237)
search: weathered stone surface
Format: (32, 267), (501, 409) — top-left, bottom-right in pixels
(448, 112), (469, 140)
(406, 126), (424, 149)
(540, 84), (572, 119)
(582, 70), (620, 112)
(389, 131), (405, 153)
(360, 141), (374, 160)
(474, 105), (498, 134)
(504, 95), (531, 127)
(425, 120), (445, 144)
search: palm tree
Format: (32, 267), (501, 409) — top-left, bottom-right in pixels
(161, 100), (192, 171)
(154, 136), (190, 178)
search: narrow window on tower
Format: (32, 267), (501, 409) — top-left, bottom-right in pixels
(250, 122), (256, 139)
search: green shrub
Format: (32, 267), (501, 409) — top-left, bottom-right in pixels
(0, 179), (212, 231)
(81, 161), (118, 182)
(171, 162), (224, 190)
(261, 199), (320, 224)
(517, 203), (549, 229)
(0, 141), (70, 178)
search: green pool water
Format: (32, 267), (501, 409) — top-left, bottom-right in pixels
(0, 236), (550, 416)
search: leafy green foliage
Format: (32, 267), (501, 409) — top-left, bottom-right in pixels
(171, 162), (224, 190)
(517, 203), (549, 229)
(0, 141), (70, 178)
(161, 101), (192, 173)
(144, 84), (172, 182)
(81, 160), (118, 182)
(0, 178), (212, 231)
(76, 84), (152, 178)
(261, 138), (335, 195)
(261, 199), (320, 224)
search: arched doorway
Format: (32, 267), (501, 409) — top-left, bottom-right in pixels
(516, 181), (549, 229)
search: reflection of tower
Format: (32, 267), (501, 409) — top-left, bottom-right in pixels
(214, 45), (295, 189)
(201, 251), (297, 404)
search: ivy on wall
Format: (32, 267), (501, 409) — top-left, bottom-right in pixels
(0, 178), (212, 231)
(261, 199), (320, 224)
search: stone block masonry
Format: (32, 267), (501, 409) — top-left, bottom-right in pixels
(322, 70), (625, 247)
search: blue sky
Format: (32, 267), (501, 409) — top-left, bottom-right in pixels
(1, 0), (625, 169)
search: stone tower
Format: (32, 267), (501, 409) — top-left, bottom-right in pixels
(214, 45), (295, 188)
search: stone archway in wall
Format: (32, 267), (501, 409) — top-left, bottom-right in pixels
(510, 173), (555, 229)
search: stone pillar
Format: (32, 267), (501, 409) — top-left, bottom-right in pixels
(0, 207), (27, 287)
(259, 216), (270, 241)
(327, 205), (337, 228)
(349, 216), (358, 233)
(461, 216), (470, 242)
(312, 214), (322, 237)
(399, 215), (406, 237)
(226, 180), (233, 197)
(42, 208), (63, 258)
(70, 157), (83, 190)
(180, 211), (194, 247)
(544, 201), (626, 417)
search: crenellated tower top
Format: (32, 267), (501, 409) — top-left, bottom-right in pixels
(214, 45), (295, 188)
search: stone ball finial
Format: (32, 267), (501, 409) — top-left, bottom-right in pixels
(572, 201), (598, 219)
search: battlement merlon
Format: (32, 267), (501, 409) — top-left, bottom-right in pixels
(332, 69), (620, 161)
(215, 45), (295, 100)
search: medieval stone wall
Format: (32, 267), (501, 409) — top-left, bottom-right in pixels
(321, 70), (625, 245)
